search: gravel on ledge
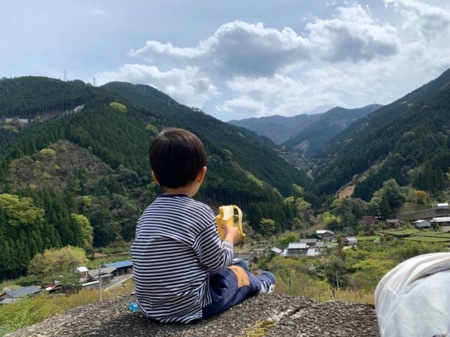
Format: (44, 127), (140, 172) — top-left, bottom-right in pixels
(6, 293), (379, 337)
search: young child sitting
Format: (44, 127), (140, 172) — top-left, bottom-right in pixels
(131, 127), (276, 324)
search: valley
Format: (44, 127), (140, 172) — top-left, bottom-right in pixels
(0, 69), (450, 334)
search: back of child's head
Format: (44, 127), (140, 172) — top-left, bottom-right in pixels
(149, 128), (207, 189)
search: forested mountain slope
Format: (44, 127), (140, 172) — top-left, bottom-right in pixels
(0, 76), (311, 278)
(310, 67), (450, 200)
(228, 114), (321, 144)
(101, 81), (310, 196)
(227, 105), (379, 155)
(282, 104), (381, 158)
(0, 77), (89, 119)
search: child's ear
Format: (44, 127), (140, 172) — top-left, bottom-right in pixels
(196, 166), (207, 184)
(151, 171), (160, 185)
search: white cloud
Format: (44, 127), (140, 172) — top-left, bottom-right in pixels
(96, 64), (219, 108)
(384, 0), (450, 40)
(130, 21), (310, 78)
(221, 69), (366, 118)
(93, 1), (450, 121)
(203, 21), (310, 77)
(217, 96), (269, 118)
(130, 41), (204, 62)
(306, 4), (400, 62)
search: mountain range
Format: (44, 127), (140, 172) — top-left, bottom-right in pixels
(310, 67), (450, 200)
(230, 104), (382, 158)
(228, 68), (450, 202)
(0, 76), (312, 277)
(0, 67), (449, 277)
(228, 113), (321, 145)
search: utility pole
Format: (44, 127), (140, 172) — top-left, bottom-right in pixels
(98, 265), (102, 303)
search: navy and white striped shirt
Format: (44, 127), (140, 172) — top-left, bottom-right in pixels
(131, 194), (234, 323)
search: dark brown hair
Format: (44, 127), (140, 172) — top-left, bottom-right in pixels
(148, 128), (207, 189)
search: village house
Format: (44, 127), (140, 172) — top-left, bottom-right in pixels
(316, 229), (335, 240)
(360, 216), (379, 225)
(283, 237), (329, 257)
(414, 219), (431, 229)
(284, 242), (308, 257)
(315, 241), (326, 249)
(306, 247), (317, 256)
(300, 238), (318, 247)
(102, 260), (133, 276)
(270, 247), (283, 255)
(86, 267), (115, 286)
(0, 285), (42, 304)
(436, 202), (449, 210)
(251, 248), (270, 258)
(342, 236), (358, 246)
(431, 217), (450, 226)
(44, 281), (64, 293)
(74, 266), (89, 279)
(386, 219), (403, 228)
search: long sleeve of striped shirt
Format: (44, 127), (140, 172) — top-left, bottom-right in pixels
(131, 194), (234, 323)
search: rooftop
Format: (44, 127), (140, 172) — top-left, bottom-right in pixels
(102, 261), (133, 269)
(0, 285), (41, 299)
(288, 243), (307, 249)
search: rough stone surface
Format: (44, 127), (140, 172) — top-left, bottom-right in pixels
(6, 293), (379, 337)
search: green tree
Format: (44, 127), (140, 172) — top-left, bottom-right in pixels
(278, 233), (298, 248)
(145, 124), (159, 136)
(392, 241), (446, 261)
(379, 194), (392, 219)
(28, 246), (87, 279)
(413, 189), (430, 205)
(37, 148), (56, 160)
(109, 101), (127, 113)
(376, 179), (405, 211)
(319, 211), (341, 231)
(320, 254), (350, 290)
(70, 214), (94, 252)
(367, 196), (381, 216)
(259, 218), (276, 235)
(0, 193), (45, 226)
(351, 256), (396, 292)
(294, 197), (313, 226)
(331, 198), (358, 229)
(58, 272), (83, 295)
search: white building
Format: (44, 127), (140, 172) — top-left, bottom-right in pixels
(431, 217), (450, 225)
(414, 219), (431, 229)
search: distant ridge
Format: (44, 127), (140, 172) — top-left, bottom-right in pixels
(228, 114), (321, 144)
(228, 105), (380, 157)
(283, 104), (381, 158)
(310, 67), (450, 199)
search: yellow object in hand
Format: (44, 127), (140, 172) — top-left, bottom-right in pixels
(215, 205), (245, 243)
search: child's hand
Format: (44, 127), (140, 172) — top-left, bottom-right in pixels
(222, 224), (241, 245)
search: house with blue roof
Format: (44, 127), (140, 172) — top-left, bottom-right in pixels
(0, 285), (42, 304)
(102, 260), (133, 275)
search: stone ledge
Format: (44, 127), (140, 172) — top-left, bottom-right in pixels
(6, 293), (379, 337)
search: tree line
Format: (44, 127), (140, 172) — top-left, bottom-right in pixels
(0, 77), (312, 279)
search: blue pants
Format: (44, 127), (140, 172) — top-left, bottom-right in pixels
(202, 266), (261, 318)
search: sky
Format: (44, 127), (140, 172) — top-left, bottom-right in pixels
(2, 0), (450, 121)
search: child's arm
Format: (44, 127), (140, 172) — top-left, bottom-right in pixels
(195, 221), (238, 272)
